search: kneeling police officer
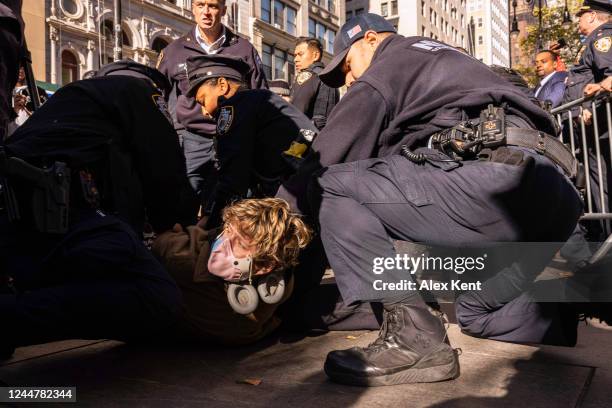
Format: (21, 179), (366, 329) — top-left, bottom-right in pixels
(185, 54), (318, 228)
(0, 60), (194, 355)
(279, 14), (584, 386)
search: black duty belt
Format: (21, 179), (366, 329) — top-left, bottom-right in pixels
(505, 128), (578, 179)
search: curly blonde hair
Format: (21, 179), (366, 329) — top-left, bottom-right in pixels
(222, 198), (312, 271)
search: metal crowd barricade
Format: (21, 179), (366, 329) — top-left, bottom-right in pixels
(550, 92), (612, 264)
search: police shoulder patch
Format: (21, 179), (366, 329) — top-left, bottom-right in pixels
(152, 94), (173, 125)
(594, 37), (612, 53)
(296, 71), (313, 85)
(217, 106), (234, 135)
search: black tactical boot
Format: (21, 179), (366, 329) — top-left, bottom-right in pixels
(324, 303), (459, 386)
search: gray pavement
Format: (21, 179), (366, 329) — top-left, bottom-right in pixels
(1, 323), (611, 407)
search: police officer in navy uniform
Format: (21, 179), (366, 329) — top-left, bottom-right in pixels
(0, 0), (23, 141)
(185, 54), (317, 228)
(560, 0), (611, 263)
(157, 0), (268, 213)
(278, 13), (583, 386)
(0, 61), (192, 356)
(290, 37), (339, 130)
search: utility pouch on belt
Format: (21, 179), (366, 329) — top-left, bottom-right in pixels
(0, 147), (70, 234)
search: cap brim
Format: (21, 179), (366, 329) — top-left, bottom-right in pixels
(186, 77), (208, 97)
(319, 47), (350, 88)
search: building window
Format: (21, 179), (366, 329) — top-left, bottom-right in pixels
(346, 10), (353, 20)
(478, 17), (482, 28)
(61, 50), (78, 85)
(355, 7), (364, 15)
(308, 18), (316, 37)
(422, 25), (426, 36)
(152, 37), (169, 54)
(262, 0), (296, 32)
(326, 30), (335, 54)
(381, 2), (388, 17)
(262, 43), (273, 79)
(263, 43), (292, 81)
(478, 35), (483, 45)
(261, 0), (271, 23)
(227, 1), (239, 33)
(328, 0), (335, 13)
(391, 0), (397, 15)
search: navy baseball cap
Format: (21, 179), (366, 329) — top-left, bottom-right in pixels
(186, 54), (249, 97)
(576, 0), (612, 16)
(319, 13), (396, 88)
(96, 59), (170, 94)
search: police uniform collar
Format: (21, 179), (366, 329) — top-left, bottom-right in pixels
(370, 34), (400, 65)
(306, 61), (325, 71)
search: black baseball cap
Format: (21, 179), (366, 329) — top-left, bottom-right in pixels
(576, 0), (612, 16)
(96, 59), (170, 94)
(319, 13), (396, 88)
(186, 54), (249, 97)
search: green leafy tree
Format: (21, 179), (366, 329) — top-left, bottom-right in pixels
(516, 0), (583, 86)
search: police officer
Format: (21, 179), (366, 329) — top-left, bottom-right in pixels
(0, 0), (23, 141)
(0, 61), (193, 355)
(157, 0), (268, 212)
(560, 0), (612, 263)
(278, 13), (583, 386)
(185, 54), (317, 228)
(290, 37), (339, 130)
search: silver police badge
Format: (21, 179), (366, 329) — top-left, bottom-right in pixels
(217, 106), (234, 135)
(300, 128), (316, 142)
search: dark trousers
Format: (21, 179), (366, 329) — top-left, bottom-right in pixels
(0, 211), (183, 349)
(315, 148), (582, 343)
(180, 129), (217, 208)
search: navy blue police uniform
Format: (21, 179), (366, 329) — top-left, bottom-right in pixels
(184, 54), (317, 228)
(290, 61), (339, 130)
(280, 15), (583, 353)
(0, 62), (192, 354)
(561, 0), (612, 259)
(157, 26), (268, 210)
(0, 0), (23, 141)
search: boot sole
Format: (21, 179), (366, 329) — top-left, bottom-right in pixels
(325, 344), (460, 387)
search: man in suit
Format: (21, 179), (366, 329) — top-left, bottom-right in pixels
(534, 50), (567, 108)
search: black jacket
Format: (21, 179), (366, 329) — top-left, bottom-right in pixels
(278, 34), (557, 214)
(5, 76), (194, 232)
(207, 89), (317, 226)
(564, 22), (612, 105)
(290, 62), (339, 130)
(157, 27), (268, 137)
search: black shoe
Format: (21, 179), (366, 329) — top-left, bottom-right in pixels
(324, 303), (459, 386)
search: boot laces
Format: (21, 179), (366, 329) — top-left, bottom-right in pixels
(369, 307), (400, 351)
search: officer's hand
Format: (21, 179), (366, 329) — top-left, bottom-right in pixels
(582, 109), (593, 125)
(13, 93), (27, 113)
(601, 77), (612, 93)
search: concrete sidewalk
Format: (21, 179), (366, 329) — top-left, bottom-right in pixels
(1, 323), (611, 407)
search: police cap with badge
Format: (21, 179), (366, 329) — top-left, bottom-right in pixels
(318, 13), (396, 88)
(185, 54), (250, 97)
(576, 0), (612, 15)
(96, 59), (171, 96)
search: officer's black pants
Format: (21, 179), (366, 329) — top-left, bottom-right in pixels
(0, 211), (183, 349)
(316, 148), (582, 344)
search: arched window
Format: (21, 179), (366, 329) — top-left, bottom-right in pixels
(61, 50), (78, 84)
(101, 20), (131, 46)
(152, 37), (169, 54)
